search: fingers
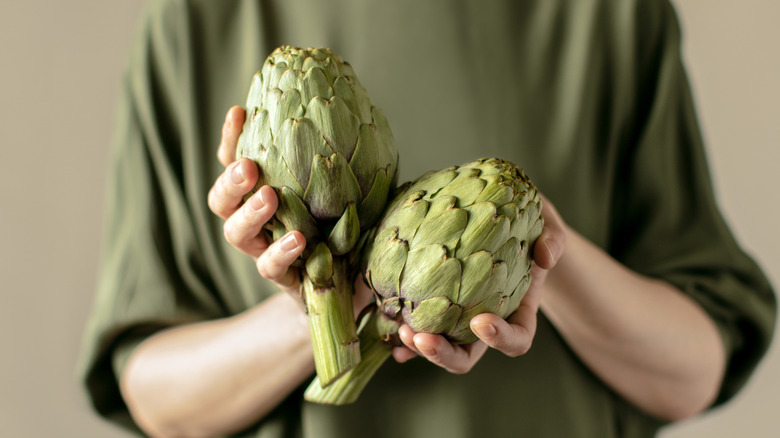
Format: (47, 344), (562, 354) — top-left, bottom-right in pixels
(212, 106), (305, 295)
(470, 301), (538, 357)
(222, 185), (277, 257)
(398, 325), (488, 374)
(255, 231), (305, 289)
(217, 105), (246, 167)
(534, 195), (567, 270)
(208, 158), (259, 219)
(391, 346), (418, 364)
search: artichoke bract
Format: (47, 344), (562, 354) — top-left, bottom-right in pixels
(305, 158), (544, 404)
(237, 46), (399, 386)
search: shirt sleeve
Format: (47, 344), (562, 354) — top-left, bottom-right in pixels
(77, 0), (230, 429)
(609, 0), (776, 407)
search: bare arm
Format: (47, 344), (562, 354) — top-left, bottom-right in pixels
(538, 222), (726, 421)
(121, 293), (313, 437)
(121, 107), (312, 437)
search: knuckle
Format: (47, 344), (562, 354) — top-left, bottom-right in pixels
(213, 175), (232, 206)
(256, 254), (284, 281)
(207, 187), (219, 213)
(506, 341), (532, 358)
(222, 221), (240, 247)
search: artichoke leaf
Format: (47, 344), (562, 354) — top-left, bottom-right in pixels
(379, 296), (402, 319)
(356, 166), (394, 228)
(270, 89), (304, 138)
(366, 228), (408, 299)
(245, 72), (264, 113)
(456, 202), (511, 257)
(304, 153), (362, 220)
(276, 118), (332, 189)
(334, 76), (372, 124)
(411, 196), (468, 252)
(494, 237), (526, 291)
(306, 242), (334, 287)
(349, 124), (396, 197)
(497, 274), (531, 319)
(472, 158), (504, 176)
(380, 193), (428, 243)
(301, 56), (319, 72)
(400, 244), (461, 303)
(434, 171), (486, 207)
(253, 108), (274, 153)
(499, 203), (519, 223)
(256, 145), (305, 197)
(301, 67), (333, 105)
(327, 203), (360, 256)
(459, 252), (506, 308)
(278, 69), (301, 93)
(264, 62), (288, 91)
(475, 174), (514, 205)
(275, 186), (319, 243)
(338, 61), (357, 79)
(408, 169), (457, 198)
(404, 297), (461, 336)
(448, 292), (503, 343)
(307, 96), (360, 160)
(269, 218), (288, 242)
(370, 107), (399, 161)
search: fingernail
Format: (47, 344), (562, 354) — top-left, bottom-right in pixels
(472, 323), (496, 339)
(249, 191), (265, 211)
(280, 233), (300, 251)
(230, 163), (244, 185)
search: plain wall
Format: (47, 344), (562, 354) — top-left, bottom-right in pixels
(0, 1), (776, 436)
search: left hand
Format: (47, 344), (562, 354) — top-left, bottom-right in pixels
(396, 195), (567, 373)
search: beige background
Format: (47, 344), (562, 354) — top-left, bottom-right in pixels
(0, 1), (776, 436)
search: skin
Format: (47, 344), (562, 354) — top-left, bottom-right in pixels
(120, 106), (726, 437)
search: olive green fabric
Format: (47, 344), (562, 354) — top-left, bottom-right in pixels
(79, 0), (776, 436)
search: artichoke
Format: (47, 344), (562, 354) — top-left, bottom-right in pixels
(305, 158), (544, 404)
(237, 46), (399, 385)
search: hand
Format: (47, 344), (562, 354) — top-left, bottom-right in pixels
(208, 106), (376, 318)
(207, 106), (306, 297)
(396, 195), (567, 373)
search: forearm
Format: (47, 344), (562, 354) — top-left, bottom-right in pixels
(540, 224), (726, 421)
(120, 292), (314, 438)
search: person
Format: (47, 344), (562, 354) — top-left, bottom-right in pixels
(79, 0), (776, 437)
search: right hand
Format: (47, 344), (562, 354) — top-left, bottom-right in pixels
(207, 106), (376, 320)
(207, 106), (306, 297)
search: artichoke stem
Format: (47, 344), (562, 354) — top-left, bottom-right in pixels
(303, 258), (360, 386)
(304, 310), (393, 405)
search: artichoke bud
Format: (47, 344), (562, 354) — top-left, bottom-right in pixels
(237, 46), (399, 385)
(363, 158), (543, 344)
(306, 242), (334, 287)
(237, 45), (398, 247)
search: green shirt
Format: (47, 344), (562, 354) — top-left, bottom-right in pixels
(79, 0), (776, 436)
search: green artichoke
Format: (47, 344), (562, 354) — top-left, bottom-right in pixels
(305, 158), (544, 404)
(237, 46), (398, 385)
